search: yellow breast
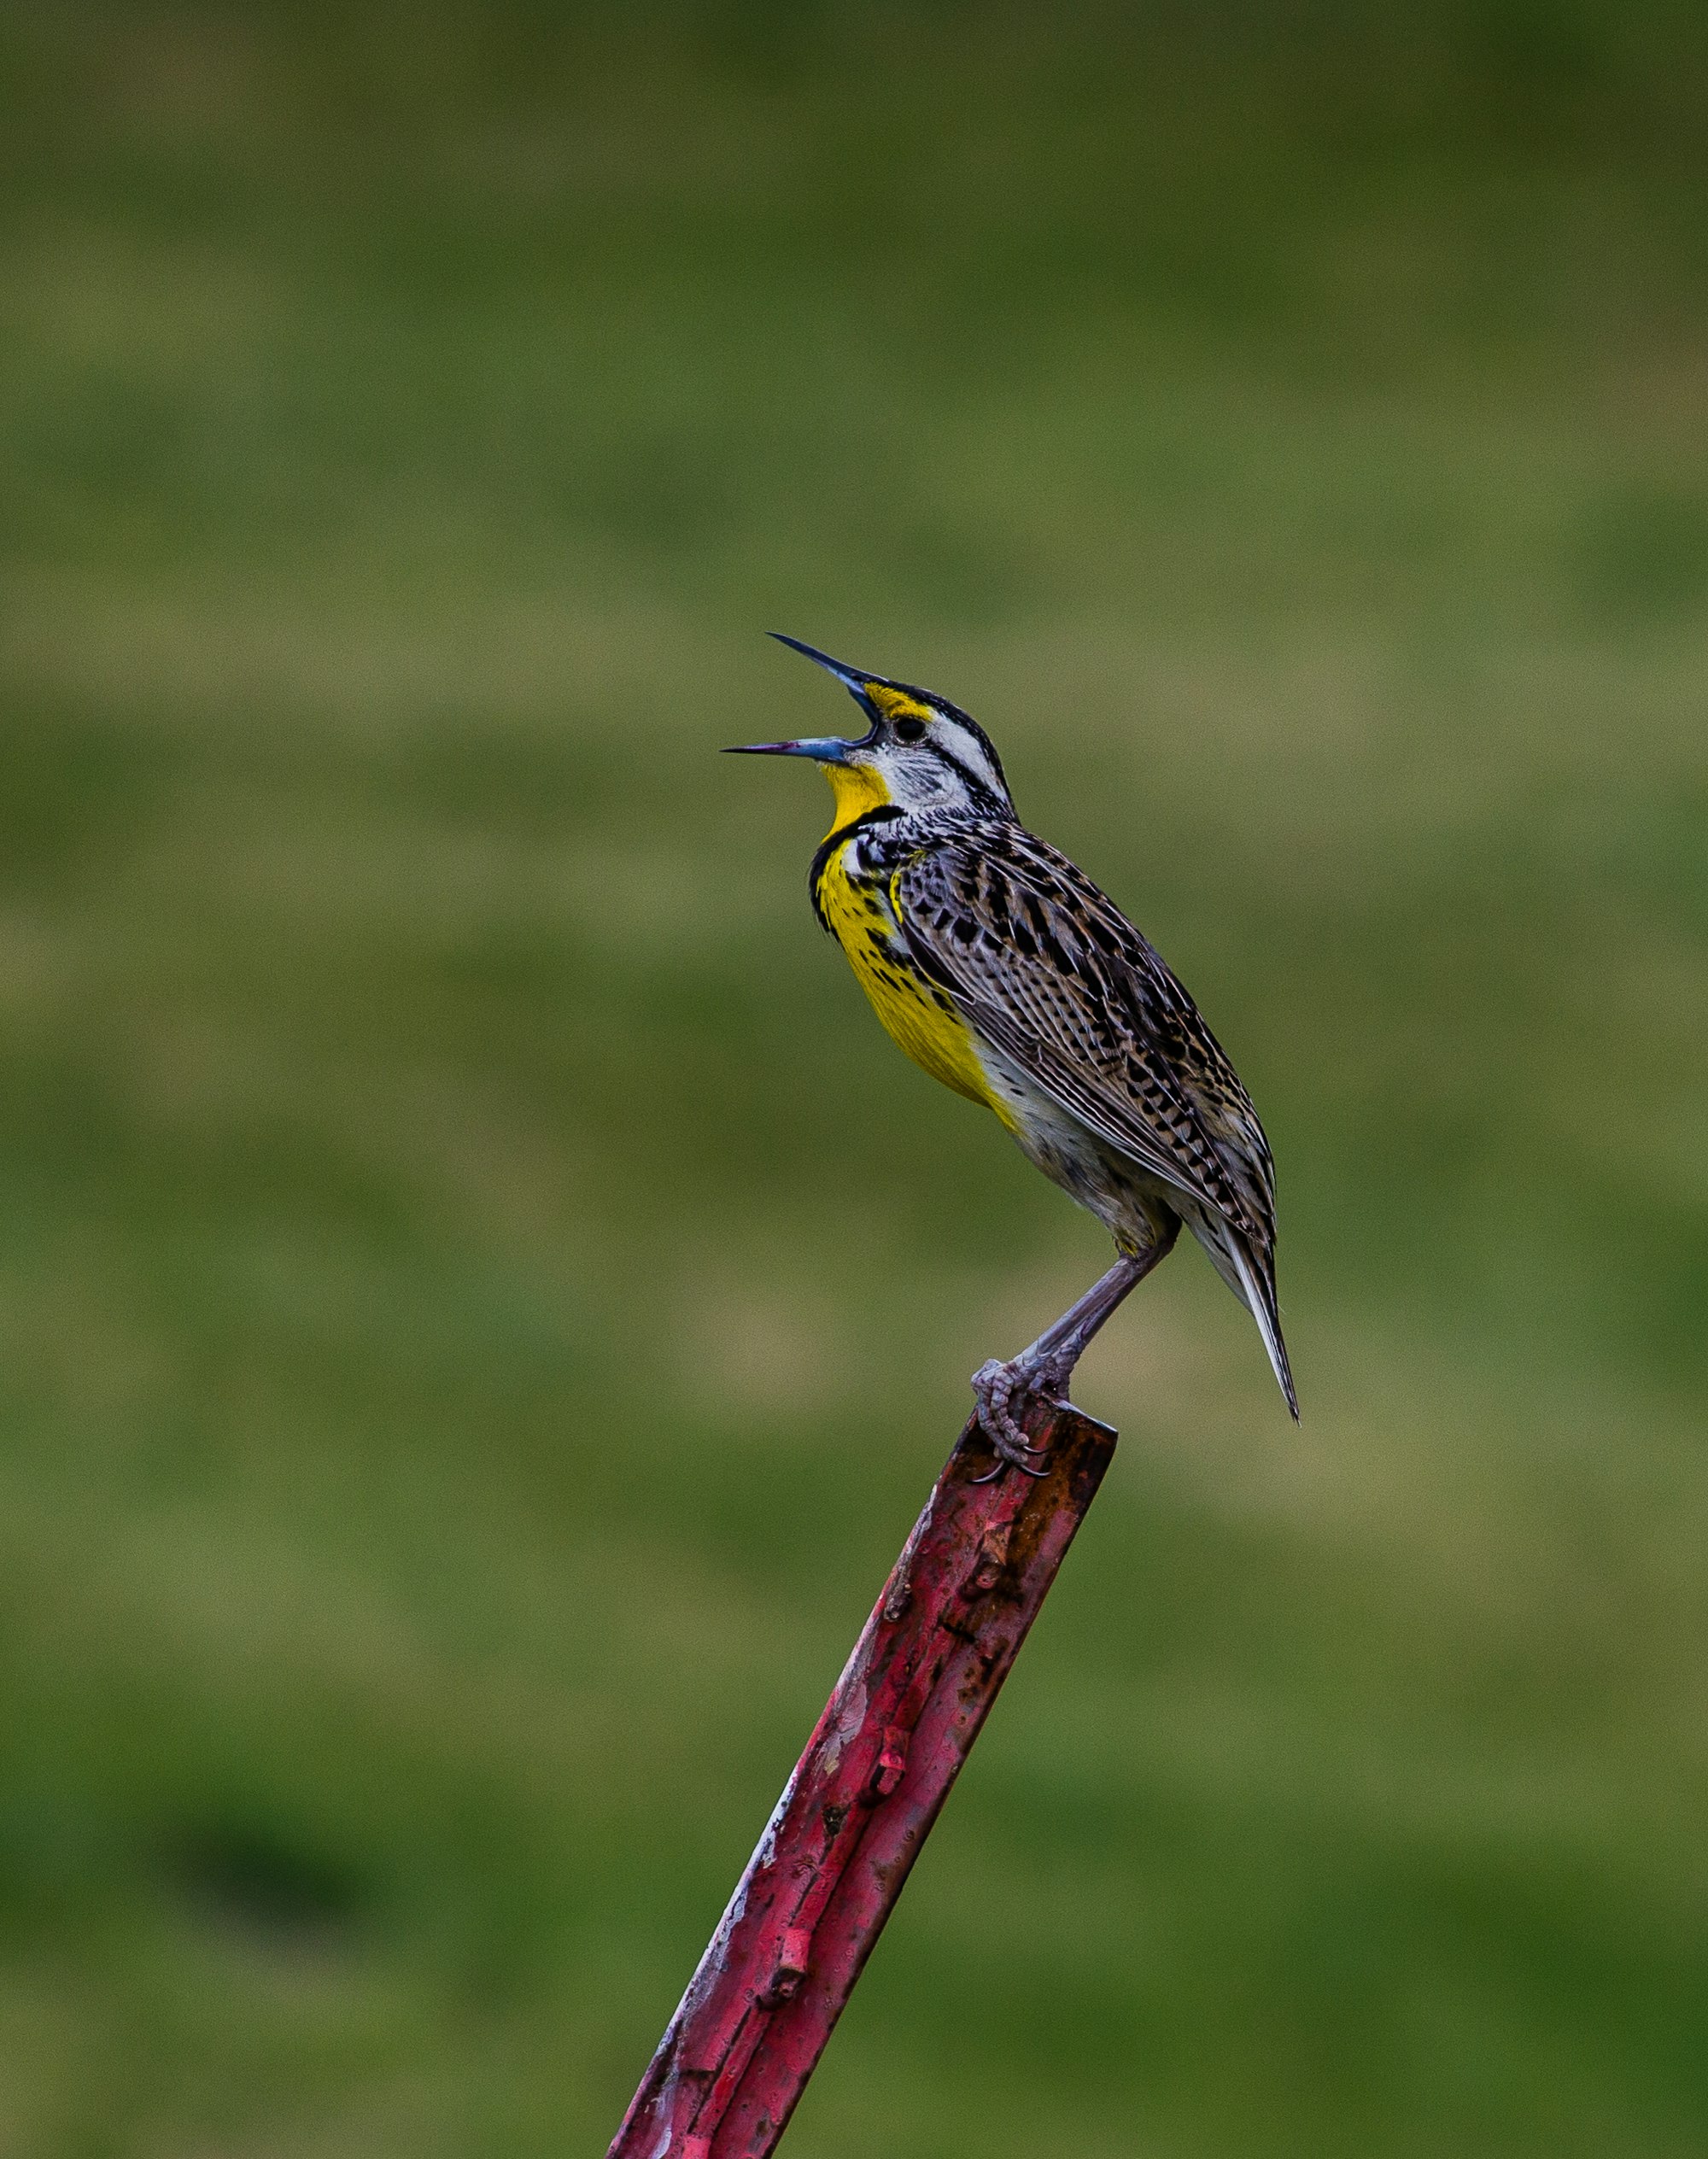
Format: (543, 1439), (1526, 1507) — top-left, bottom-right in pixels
(816, 835), (1010, 1121)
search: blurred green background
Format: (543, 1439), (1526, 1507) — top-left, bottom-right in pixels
(3, 5), (1707, 2154)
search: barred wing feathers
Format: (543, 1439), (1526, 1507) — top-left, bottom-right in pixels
(896, 829), (1296, 1414)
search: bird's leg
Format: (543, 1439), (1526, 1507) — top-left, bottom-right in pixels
(970, 1257), (1144, 1478)
(971, 1227), (1178, 1479)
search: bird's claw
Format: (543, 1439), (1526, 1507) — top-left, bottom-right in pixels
(969, 1355), (1064, 1481)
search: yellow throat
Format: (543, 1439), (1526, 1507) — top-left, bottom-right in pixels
(822, 758), (894, 826)
(813, 760), (1010, 1122)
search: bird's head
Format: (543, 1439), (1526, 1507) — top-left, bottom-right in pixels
(726, 635), (1014, 825)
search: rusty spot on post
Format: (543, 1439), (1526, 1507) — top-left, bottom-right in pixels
(868, 1723), (910, 1799)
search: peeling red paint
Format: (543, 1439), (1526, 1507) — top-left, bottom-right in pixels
(607, 1404), (1117, 2159)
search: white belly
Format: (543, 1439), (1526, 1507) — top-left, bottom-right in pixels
(974, 1039), (1180, 1257)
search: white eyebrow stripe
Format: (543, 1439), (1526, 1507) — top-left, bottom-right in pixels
(933, 718), (1003, 796)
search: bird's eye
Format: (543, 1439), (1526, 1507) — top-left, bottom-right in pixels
(893, 717), (927, 744)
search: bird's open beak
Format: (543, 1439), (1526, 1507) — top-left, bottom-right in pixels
(722, 736), (858, 763)
(722, 633), (884, 761)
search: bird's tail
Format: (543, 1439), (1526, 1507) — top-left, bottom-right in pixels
(1228, 1240), (1298, 1420)
(1190, 1212), (1299, 1419)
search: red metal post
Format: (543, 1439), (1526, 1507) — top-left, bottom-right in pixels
(608, 1402), (1117, 2158)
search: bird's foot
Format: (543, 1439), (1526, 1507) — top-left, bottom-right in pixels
(968, 1355), (1073, 1482)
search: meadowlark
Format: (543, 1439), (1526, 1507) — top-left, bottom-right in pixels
(728, 635), (1296, 1472)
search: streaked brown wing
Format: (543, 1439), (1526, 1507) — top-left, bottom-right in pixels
(895, 831), (1276, 1243)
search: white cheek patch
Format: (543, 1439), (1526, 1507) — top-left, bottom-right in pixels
(873, 746), (942, 809)
(872, 719), (1008, 814)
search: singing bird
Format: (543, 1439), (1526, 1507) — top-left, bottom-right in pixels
(728, 636), (1296, 1472)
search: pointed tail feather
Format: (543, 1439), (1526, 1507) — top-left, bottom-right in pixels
(1225, 1240), (1298, 1419)
(1186, 1208), (1299, 1419)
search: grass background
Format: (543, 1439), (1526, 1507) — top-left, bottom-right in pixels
(3, 6), (1708, 2153)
